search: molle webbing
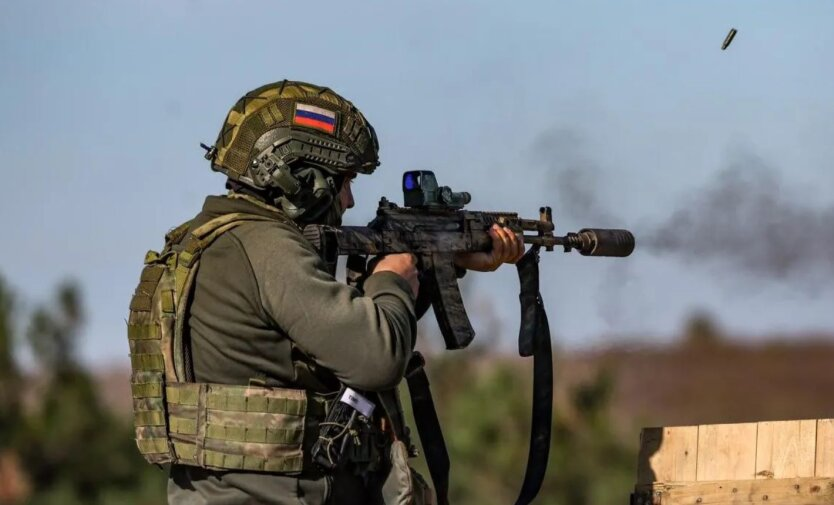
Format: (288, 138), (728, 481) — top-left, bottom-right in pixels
(164, 383), (308, 472)
(128, 259), (172, 465)
(127, 211), (316, 472)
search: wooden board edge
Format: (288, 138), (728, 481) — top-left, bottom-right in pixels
(634, 477), (834, 505)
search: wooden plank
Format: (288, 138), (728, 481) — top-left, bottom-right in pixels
(696, 422), (758, 481)
(816, 419), (834, 477)
(639, 477), (834, 505)
(755, 419), (816, 479)
(637, 426), (699, 486)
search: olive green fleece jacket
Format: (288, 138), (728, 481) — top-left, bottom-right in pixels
(168, 194), (417, 505)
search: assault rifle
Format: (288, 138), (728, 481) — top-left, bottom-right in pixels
(304, 170), (635, 505)
(304, 170), (634, 350)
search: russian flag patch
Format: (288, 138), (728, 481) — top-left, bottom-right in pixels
(293, 103), (338, 134)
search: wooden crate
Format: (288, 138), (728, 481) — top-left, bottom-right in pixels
(632, 419), (834, 504)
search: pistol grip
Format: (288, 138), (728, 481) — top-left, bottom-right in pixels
(423, 253), (475, 350)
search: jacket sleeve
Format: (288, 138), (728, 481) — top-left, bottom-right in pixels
(236, 222), (417, 391)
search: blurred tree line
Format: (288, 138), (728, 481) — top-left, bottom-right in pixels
(0, 273), (635, 505)
(406, 352), (635, 505)
(0, 275), (166, 505)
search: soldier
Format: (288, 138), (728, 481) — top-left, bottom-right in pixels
(128, 80), (523, 505)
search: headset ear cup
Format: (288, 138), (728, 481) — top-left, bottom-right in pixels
(308, 169), (336, 218)
(275, 166), (339, 222)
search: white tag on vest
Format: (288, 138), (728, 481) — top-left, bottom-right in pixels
(339, 388), (375, 418)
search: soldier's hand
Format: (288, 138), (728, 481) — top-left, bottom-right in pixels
(454, 224), (525, 272)
(372, 253), (419, 298)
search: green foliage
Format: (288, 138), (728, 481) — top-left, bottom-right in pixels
(545, 369), (635, 505)
(404, 354), (635, 505)
(0, 276), (16, 374)
(26, 281), (84, 373)
(0, 275), (22, 448)
(1, 277), (167, 505)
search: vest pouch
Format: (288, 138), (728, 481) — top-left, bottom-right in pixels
(165, 382), (309, 473)
(381, 440), (435, 505)
(128, 262), (174, 465)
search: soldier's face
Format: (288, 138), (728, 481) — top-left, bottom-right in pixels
(339, 173), (356, 213)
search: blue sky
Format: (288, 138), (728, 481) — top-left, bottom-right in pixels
(2, 1), (833, 365)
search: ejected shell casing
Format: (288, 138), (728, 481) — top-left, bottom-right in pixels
(722, 28), (737, 50)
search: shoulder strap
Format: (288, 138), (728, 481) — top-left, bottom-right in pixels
(171, 211), (296, 382)
(165, 220), (193, 248)
(179, 212), (295, 265)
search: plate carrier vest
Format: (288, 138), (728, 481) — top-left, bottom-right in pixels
(127, 212), (326, 473)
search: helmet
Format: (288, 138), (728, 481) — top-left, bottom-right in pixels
(206, 80), (380, 221)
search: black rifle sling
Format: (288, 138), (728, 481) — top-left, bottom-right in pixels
(405, 247), (552, 505)
(514, 246), (553, 505)
(405, 352), (450, 505)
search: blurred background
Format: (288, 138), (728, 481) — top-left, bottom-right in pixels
(1, 1), (833, 504)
